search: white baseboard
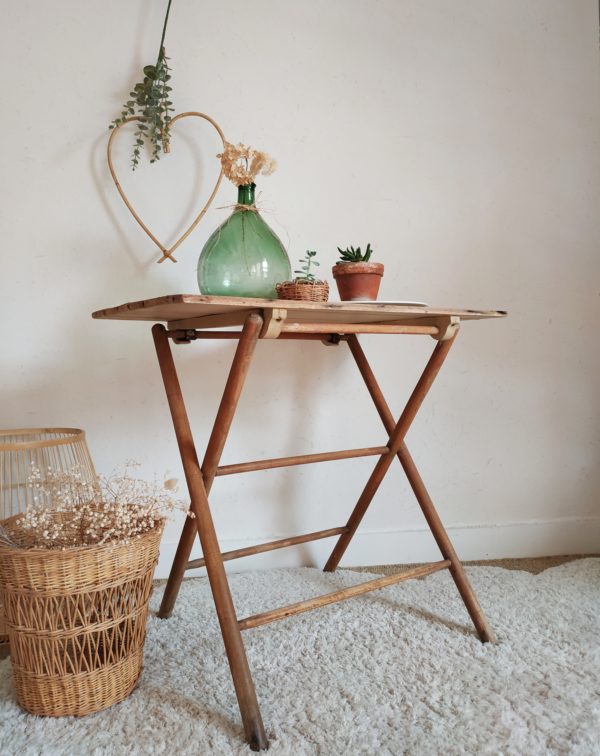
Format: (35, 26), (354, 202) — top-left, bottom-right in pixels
(155, 517), (600, 578)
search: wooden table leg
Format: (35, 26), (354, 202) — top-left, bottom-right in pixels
(324, 334), (457, 573)
(152, 314), (269, 750)
(157, 314), (262, 618)
(345, 334), (496, 643)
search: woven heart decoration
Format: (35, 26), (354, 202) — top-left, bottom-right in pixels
(107, 111), (226, 263)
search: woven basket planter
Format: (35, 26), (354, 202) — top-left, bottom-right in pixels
(0, 514), (163, 717)
(276, 280), (329, 302)
(0, 428), (96, 648)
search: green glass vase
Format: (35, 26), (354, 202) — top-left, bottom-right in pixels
(197, 183), (291, 298)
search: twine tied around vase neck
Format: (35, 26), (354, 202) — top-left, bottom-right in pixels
(216, 203), (260, 213)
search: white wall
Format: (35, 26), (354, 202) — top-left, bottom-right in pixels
(1, 0), (599, 577)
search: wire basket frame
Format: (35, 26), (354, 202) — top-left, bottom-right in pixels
(0, 428), (96, 647)
(0, 428), (96, 519)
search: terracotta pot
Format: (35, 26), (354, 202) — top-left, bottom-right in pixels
(332, 262), (384, 301)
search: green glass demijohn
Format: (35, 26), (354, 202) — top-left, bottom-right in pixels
(197, 183), (291, 298)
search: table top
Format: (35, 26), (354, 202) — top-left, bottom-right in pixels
(92, 295), (506, 329)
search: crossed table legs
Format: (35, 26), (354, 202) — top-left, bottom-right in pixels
(151, 312), (495, 751)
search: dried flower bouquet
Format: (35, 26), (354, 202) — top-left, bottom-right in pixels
(0, 462), (190, 550)
(218, 142), (277, 187)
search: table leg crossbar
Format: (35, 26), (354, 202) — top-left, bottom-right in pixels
(152, 311), (496, 751)
(238, 560), (452, 631)
(186, 526), (349, 570)
(215, 445), (389, 476)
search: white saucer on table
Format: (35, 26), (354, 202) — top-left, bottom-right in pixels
(340, 300), (429, 307)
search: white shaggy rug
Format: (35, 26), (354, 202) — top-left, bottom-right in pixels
(1, 559), (599, 755)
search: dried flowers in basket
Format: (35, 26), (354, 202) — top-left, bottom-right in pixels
(276, 250), (329, 302)
(0, 462), (190, 717)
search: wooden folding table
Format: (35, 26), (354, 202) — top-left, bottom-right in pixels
(93, 295), (506, 751)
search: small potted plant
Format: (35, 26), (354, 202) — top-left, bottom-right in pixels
(332, 244), (384, 301)
(276, 250), (329, 302)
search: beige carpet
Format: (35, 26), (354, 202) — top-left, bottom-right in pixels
(1, 559), (599, 754)
(0, 555), (595, 662)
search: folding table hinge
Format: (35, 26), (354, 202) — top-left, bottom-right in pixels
(432, 316), (460, 341)
(170, 329), (197, 344)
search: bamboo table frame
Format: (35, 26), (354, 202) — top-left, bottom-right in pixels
(93, 295), (506, 751)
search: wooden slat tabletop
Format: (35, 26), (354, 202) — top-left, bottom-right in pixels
(92, 294), (506, 327)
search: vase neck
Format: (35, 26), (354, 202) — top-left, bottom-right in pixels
(237, 183), (256, 206)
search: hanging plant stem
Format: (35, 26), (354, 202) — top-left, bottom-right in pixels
(109, 0), (175, 170)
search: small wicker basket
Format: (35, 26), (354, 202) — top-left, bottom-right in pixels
(0, 514), (163, 717)
(276, 280), (329, 302)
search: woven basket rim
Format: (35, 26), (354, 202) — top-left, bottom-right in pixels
(276, 280), (330, 301)
(0, 512), (165, 557)
(0, 427), (86, 451)
(277, 279), (328, 287)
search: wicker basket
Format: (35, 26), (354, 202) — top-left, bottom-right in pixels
(0, 514), (163, 717)
(0, 428), (96, 649)
(276, 280), (329, 302)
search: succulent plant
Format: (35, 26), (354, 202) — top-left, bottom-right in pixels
(336, 243), (374, 263)
(294, 250), (322, 282)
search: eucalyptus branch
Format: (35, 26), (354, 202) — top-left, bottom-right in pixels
(109, 0), (175, 170)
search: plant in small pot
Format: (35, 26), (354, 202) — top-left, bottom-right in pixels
(332, 244), (384, 301)
(276, 250), (330, 302)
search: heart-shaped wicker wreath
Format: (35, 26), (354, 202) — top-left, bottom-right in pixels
(107, 111), (226, 263)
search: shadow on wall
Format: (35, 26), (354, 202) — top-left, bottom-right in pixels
(8, 125), (351, 546)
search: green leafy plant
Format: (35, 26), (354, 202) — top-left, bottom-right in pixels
(109, 0), (175, 170)
(336, 243), (374, 263)
(294, 250), (322, 282)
